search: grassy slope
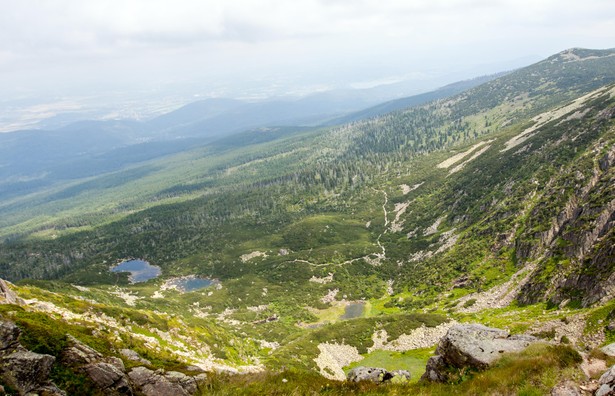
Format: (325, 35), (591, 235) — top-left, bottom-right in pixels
(1, 49), (615, 394)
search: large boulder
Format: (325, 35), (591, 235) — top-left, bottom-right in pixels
(346, 366), (410, 383)
(1, 349), (64, 395)
(62, 335), (203, 395)
(62, 335), (133, 395)
(389, 370), (411, 383)
(596, 365), (615, 396)
(128, 366), (197, 396)
(164, 371), (199, 394)
(0, 320), (65, 395)
(423, 355), (448, 382)
(0, 321), (21, 353)
(600, 343), (615, 357)
(0, 278), (24, 306)
(62, 335), (103, 366)
(85, 362), (133, 395)
(421, 324), (537, 382)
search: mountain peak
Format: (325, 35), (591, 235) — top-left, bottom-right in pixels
(547, 47), (615, 64)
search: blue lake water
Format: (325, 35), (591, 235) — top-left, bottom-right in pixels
(110, 260), (161, 283)
(169, 277), (215, 292)
(176, 277), (214, 292)
(341, 302), (365, 319)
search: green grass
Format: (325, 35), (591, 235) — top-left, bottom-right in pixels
(346, 348), (435, 383)
(198, 344), (584, 395)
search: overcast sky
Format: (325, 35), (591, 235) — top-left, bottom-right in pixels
(0, 0), (614, 117)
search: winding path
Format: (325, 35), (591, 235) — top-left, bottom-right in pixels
(285, 187), (389, 267)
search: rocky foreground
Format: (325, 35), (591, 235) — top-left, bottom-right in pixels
(345, 323), (615, 396)
(2, 312), (615, 395)
(2, 277), (615, 395)
(0, 319), (204, 396)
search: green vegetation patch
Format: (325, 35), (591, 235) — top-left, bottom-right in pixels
(346, 348), (435, 383)
(270, 313), (446, 370)
(202, 344), (583, 395)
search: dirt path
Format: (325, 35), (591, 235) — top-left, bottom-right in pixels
(285, 188), (389, 268)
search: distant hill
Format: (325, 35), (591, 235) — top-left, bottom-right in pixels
(0, 74), (492, 199)
(326, 72), (508, 125)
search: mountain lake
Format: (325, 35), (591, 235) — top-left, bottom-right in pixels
(166, 277), (216, 292)
(110, 259), (161, 283)
(341, 302), (365, 319)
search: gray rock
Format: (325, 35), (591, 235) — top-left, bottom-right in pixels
(421, 324), (538, 382)
(437, 324), (537, 370)
(194, 373), (208, 384)
(421, 355), (448, 382)
(120, 348), (151, 366)
(601, 343), (615, 357)
(128, 366), (192, 396)
(62, 335), (133, 395)
(596, 365), (615, 396)
(184, 365), (205, 373)
(1, 349), (57, 394)
(61, 334), (103, 365)
(0, 320), (64, 395)
(0, 321), (21, 353)
(30, 384), (67, 396)
(347, 366), (393, 383)
(0, 279), (23, 306)
(550, 380), (581, 396)
(389, 369), (411, 383)
(165, 371), (198, 394)
(85, 362), (133, 395)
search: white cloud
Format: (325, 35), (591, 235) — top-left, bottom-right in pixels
(0, 0), (613, 100)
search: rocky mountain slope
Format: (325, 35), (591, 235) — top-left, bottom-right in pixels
(0, 48), (614, 395)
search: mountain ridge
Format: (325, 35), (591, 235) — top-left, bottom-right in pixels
(0, 47), (614, 395)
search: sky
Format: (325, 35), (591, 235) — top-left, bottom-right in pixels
(0, 0), (614, 129)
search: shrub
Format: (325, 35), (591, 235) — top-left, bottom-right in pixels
(463, 299), (477, 308)
(531, 328), (556, 340)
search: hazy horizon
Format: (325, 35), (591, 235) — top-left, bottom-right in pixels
(0, 0), (613, 132)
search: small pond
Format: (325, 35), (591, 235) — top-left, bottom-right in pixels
(110, 259), (161, 283)
(341, 302), (365, 319)
(169, 277), (215, 292)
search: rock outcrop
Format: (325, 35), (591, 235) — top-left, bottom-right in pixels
(421, 324), (538, 382)
(600, 343), (615, 357)
(62, 335), (133, 395)
(550, 380), (581, 396)
(62, 334), (104, 365)
(346, 366), (410, 383)
(422, 355), (448, 382)
(0, 319), (208, 395)
(0, 278), (24, 305)
(128, 366), (198, 396)
(517, 143), (615, 307)
(120, 348), (152, 365)
(60, 333), (207, 395)
(85, 361), (132, 395)
(596, 365), (615, 396)
(0, 320), (65, 395)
